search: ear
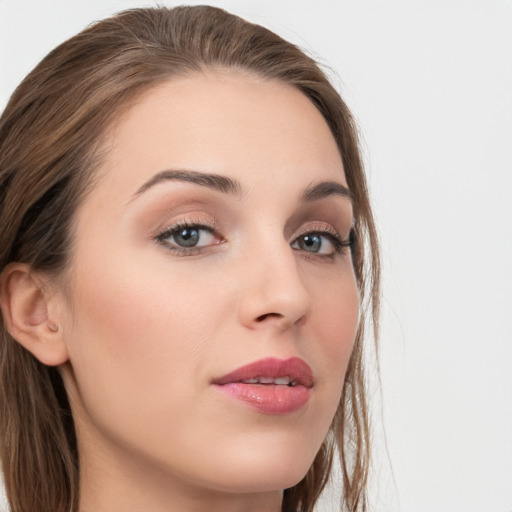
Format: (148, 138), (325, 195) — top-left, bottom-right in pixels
(0, 263), (69, 366)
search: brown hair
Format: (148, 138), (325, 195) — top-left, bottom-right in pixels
(0, 6), (380, 512)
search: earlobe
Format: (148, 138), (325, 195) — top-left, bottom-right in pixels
(0, 263), (69, 366)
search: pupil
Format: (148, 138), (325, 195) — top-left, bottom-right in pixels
(301, 234), (321, 252)
(176, 228), (199, 247)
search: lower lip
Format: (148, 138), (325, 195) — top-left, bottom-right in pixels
(214, 383), (311, 414)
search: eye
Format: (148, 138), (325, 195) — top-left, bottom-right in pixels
(169, 226), (212, 247)
(155, 222), (222, 253)
(291, 229), (352, 256)
(292, 232), (335, 255)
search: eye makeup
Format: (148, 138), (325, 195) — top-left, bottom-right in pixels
(153, 211), (353, 262)
(154, 214), (224, 256)
(290, 223), (352, 258)
(136, 182), (354, 262)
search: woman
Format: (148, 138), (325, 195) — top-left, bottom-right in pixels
(0, 6), (379, 512)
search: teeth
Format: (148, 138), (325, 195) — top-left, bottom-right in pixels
(241, 376), (293, 385)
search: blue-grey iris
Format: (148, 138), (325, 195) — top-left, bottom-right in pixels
(299, 234), (321, 252)
(175, 228), (200, 247)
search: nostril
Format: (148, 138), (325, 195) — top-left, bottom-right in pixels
(256, 312), (282, 322)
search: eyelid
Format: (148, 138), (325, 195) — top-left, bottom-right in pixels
(290, 221), (341, 241)
(153, 212), (225, 257)
(290, 221), (353, 258)
(154, 212), (217, 240)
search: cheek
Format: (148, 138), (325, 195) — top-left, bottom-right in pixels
(305, 265), (359, 406)
(68, 247), (223, 354)
(310, 262), (359, 351)
(63, 256), (225, 427)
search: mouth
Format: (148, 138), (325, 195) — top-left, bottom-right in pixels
(236, 376), (299, 386)
(211, 357), (313, 414)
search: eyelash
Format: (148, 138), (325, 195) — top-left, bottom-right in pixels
(154, 220), (221, 256)
(154, 221), (353, 258)
(291, 226), (353, 258)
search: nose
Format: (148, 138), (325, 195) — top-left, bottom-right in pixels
(237, 238), (312, 331)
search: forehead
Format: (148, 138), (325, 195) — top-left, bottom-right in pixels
(92, 70), (346, 204)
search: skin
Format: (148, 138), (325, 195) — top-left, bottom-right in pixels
(50, 71), (359, 512)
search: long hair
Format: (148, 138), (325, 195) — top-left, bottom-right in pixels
(0, 6), (380, 512)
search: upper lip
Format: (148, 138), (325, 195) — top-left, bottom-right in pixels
(211, 357), (314, 388)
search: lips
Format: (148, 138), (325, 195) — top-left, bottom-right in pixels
(212, 357), (313, 414)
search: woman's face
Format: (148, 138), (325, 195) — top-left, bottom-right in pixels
(58, 71), (359, 502)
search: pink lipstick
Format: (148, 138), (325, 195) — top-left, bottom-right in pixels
(212, 357), (313, 414)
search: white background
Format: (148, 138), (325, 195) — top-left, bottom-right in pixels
(1, 1), (511, 511)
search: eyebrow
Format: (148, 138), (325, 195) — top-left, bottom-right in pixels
(299, 181), (352, 203)
(130, 169), (351, 204)
(131, 169), (244, 201)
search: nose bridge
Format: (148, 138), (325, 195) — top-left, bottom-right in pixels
(237, 225), (311, 329)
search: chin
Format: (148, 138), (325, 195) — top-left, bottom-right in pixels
(203, 465), (310, 495)
(239, 463), (310, 493)
(192, 435), (320, 494)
